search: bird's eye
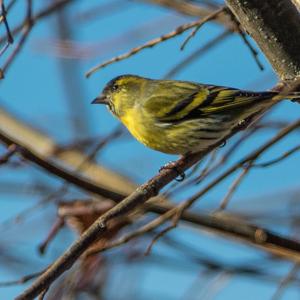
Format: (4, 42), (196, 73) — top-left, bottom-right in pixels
(112, 84), (119, 92)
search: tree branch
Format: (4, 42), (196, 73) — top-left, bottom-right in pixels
(226, 0), (300, 80)
(0, 108), (136, 195)
(14, 117), (300, 299)
(6, 84), (300, 299)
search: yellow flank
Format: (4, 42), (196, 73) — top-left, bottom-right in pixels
(94, 75), (300, 155)
(120, 106), (172, 153)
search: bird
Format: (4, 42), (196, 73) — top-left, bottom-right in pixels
(92, 74), (300, 156)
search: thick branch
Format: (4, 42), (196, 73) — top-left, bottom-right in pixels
(0, 128), (125, 201)
(151, 203), (300, 262)
(2, 109), (300, 261)
(0, 108), (136, 195)
(4, 86), (299, 299)
(2, 108), (300, 263)
(226, 0), (300, 80)
(13, 120), (245, 300)
(13, 119), (300, 299)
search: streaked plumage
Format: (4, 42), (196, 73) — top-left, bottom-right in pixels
(92, 75), (300, 155)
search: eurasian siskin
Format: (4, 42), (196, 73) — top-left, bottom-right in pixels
(92, 75), (299, 155)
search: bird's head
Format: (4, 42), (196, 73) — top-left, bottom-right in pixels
(92, 74), (146, 118)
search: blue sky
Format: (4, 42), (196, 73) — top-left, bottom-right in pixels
(1, 1), (300, 299)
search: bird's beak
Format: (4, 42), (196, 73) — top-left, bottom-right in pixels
(91, 95), (108, 105)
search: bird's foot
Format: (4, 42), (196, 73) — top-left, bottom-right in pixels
(219, 139), (227, 148)
(159, 161), (185, 182)
(237, 118), (248, 129)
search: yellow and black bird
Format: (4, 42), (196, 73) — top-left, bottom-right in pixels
(92, 75), (299, 155)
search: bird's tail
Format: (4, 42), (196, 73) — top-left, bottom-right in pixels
(270, 91), (300, 103)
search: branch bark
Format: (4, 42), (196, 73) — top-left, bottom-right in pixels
(13, 114), (300, 299)
(5, 0), (300, 294)
(2, 108), (300, 264)
(226, 0), (300, 80)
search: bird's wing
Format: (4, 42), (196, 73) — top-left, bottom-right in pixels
(143, 81), (275, 124)
(143, 80), (208, 120)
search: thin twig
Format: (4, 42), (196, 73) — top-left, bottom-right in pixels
(12, 86), (300, 299)
(164, 29), (231, 78)
(1, 0), (33, 76)
(0, 144), (17, 165)
(5, 129), (125, 234)
(144, 225), (174, 255)
(0, 270), (44, 287)
(163, 149), (218, 198)
(53, 126), (124, 154)
(0, 0), (14, 61)
(196, 149), (219, 182)
(0, 42), (9, 57)
(169, 118), (278, 197)
(83, 195), (300, 262)
(144, 207), (183, 255)
(0, 0), (13, 42)
(0, 185), (68, 231)
(144, 0), (223, 19)
(166, 118), (300, 226)
(202, 271), (232, 300)
(252, 145), (300, 168)
(0, 0), (74, 45)
(271, 263), (300, 300)
(84, 207), (177, 257)
(0, 0), (17, 24)
(193, 116), (285, 185)
(38, 287), (49, 300)
(85, 7), (229, 77)
(180, 7), (226, 50)
(0, 128), (125, 201)
(39, 217), (65, 255)
(217, 164), (251, 211)
(227, 7), (264, 71)
(74, 0), (130, 23)
(26, 0), (32, 20)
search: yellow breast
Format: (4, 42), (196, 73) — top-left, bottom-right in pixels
(119, 107), (190, 154)
(120, 107), (152, 146)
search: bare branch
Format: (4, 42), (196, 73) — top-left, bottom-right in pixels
(271, 263), (300, 300)
(14, 112), (300, 299)
(0, 143), (17, 165)
(180, 7), (226, 50)
(85, 8), (229, 77)
(0, 270), (44, 287)
(252, 144), (300, 168)
(164, 29), (231, 78)
(226, 8), (264, 70)
(0, 0), (32, 76)
(144, 0), (219, 18)
(0, 0), (75, 45)
(226, 0), (300, 80)
(217, 165), (251, 211)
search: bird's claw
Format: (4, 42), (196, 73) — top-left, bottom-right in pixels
(219, 139), (227, 148)
(175, 172), (185, 182)
(159, 161), (185, 182)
